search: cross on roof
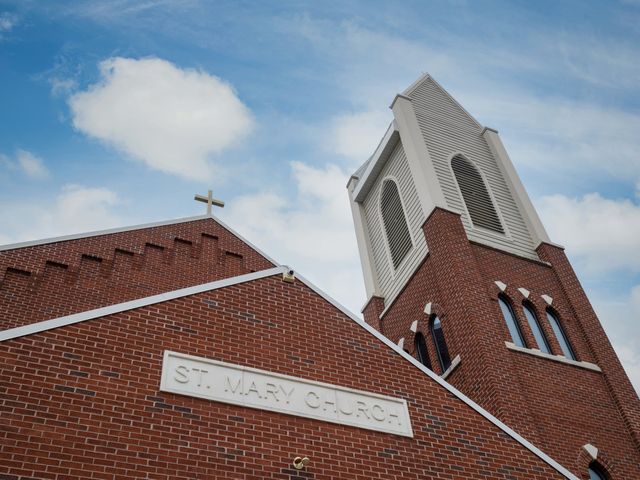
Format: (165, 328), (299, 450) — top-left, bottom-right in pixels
(194, 189), (225, 215)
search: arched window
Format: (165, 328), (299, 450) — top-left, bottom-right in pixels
(430, 316), (451, 372)
(498, 295), (526, 348)
(588, 462), (608, 480)
(546, 309), (576, 360)
(414, 332), (432, 370)
(522, 303), (550, 354)
(380, 179), (412, 269)
(451, 155), (504, 234)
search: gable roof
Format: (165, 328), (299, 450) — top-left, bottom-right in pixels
(0, 261), (578, 479)
(0, 214), (278, 265)
(350, 73), (483, 203)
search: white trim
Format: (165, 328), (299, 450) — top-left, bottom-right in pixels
(292, 272), (579, 479)
(482, 128), (551, 246)
(448, 151), (513, 242)
(397, 337), (405, 349)
(352, 124), (400, 203)
(518, 287), (531, 299)
(541, 294), (553, 305)
(583, 443), (598, 460)
(441, 354), (461, 381)
(0, 257), (579, 478)
(0, 267), (286, 342)
(348, 180), (381, 298)
(0, 215), (209, 252)
(410, 320), (418, 333)
(495, 280), (507, 292)
(378, 175), (416, 277)
(0, 214), (280, 267)
(505, 342), (602, 372)
(390, 94), (446, 216)
(423, 302), (432, 315)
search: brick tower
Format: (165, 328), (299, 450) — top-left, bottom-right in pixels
(347, 74), (640, 479)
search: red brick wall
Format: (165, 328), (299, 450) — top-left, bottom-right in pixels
(1, 274), (568, 479)
(377, 208), (640, 478)
(0, 218), (274, 331)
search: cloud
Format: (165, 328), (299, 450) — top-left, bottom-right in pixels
(0, 12), (18, 34)
(538, 193), (640, 273)
(68, 57), (253, 181)
(223, 161), (365, 313)
(0, 185), (126, 245)
(0, 149), (49, 179)
(592, 284), (640, 395)
(328, 110), (391, 164)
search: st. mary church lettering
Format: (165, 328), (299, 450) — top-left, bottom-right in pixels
(160, 351), (413, 437)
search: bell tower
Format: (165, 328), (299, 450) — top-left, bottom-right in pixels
(347, 74), (640, 479)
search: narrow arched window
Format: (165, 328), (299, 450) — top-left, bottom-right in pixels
(451, 155), (504, 234)
(498, 295), (526, 348)
(546, 309), (576, 360)
(414, 332), (432, 369)
(430, 316), (451, 372)
(522, 303), (550, 354)
(380, 179), (412, 269)
(588, 462), (608, 480)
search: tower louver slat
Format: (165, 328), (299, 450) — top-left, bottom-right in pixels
(451, 156), (504, 234)
(380, 180), (412, 269)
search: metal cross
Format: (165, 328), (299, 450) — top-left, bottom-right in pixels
(194, 189), (225, 215)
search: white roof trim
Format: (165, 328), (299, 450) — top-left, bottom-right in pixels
(0, 260), (577, 478)
(0, 213), (280, 266)
(292, 271), (579, 480)
(0, 215), (209, 252)
(352, 122), (400, 203)
(0, 267), (286, 342)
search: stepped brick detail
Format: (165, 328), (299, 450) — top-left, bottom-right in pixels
(0, 218), (274, 331)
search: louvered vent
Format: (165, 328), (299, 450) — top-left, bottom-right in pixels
(451, 156), (504, 234)
(380, 179), (412, 269)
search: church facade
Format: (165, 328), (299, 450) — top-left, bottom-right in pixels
(1, 75), (639, 479)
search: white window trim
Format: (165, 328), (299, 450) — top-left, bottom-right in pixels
(378, 175), (415, 277)
(447, 152), (513, 242)
(505, 341), (601, 372)
(441, 354), (461, 380)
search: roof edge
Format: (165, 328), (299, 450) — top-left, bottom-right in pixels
(292, 271), (579, 480)
(0, 266), (287, 342)
(0, 215), (210, 252)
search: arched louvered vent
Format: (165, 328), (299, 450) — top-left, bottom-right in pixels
(380, 179), (412, 269)
(451, 156), (504, 234)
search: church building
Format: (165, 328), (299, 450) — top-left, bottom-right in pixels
(1, 75), (639, 479)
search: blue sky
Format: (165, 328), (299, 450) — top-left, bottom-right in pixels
(1, 0), (639, 389)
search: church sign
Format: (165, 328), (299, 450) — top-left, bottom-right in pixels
(160, 351), (413, 437)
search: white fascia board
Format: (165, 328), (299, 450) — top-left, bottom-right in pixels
(0, 215), (209, 252)
(348, 180), (381, 298)
(352, 123), (400, 203)
(482, 128), (551, 246)
(391, 95), (446, 215)
(401, 72), (431, 97)
(0, 213), (280, 267)
(0, 267), (286, 342)
(293, 271), (579, 480)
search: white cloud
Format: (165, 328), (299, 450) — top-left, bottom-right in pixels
(16, 149), (49, 178)
(223, 161), (365, 313)
(0, 149), (49, 179)
(0, 12), (17, 33)
(538, 193), (640, 273)
(328, 110), (391, 163)
(0, 184), (126, 244)
(592, 284), (640, 395)
(68, 57), (253, 181)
